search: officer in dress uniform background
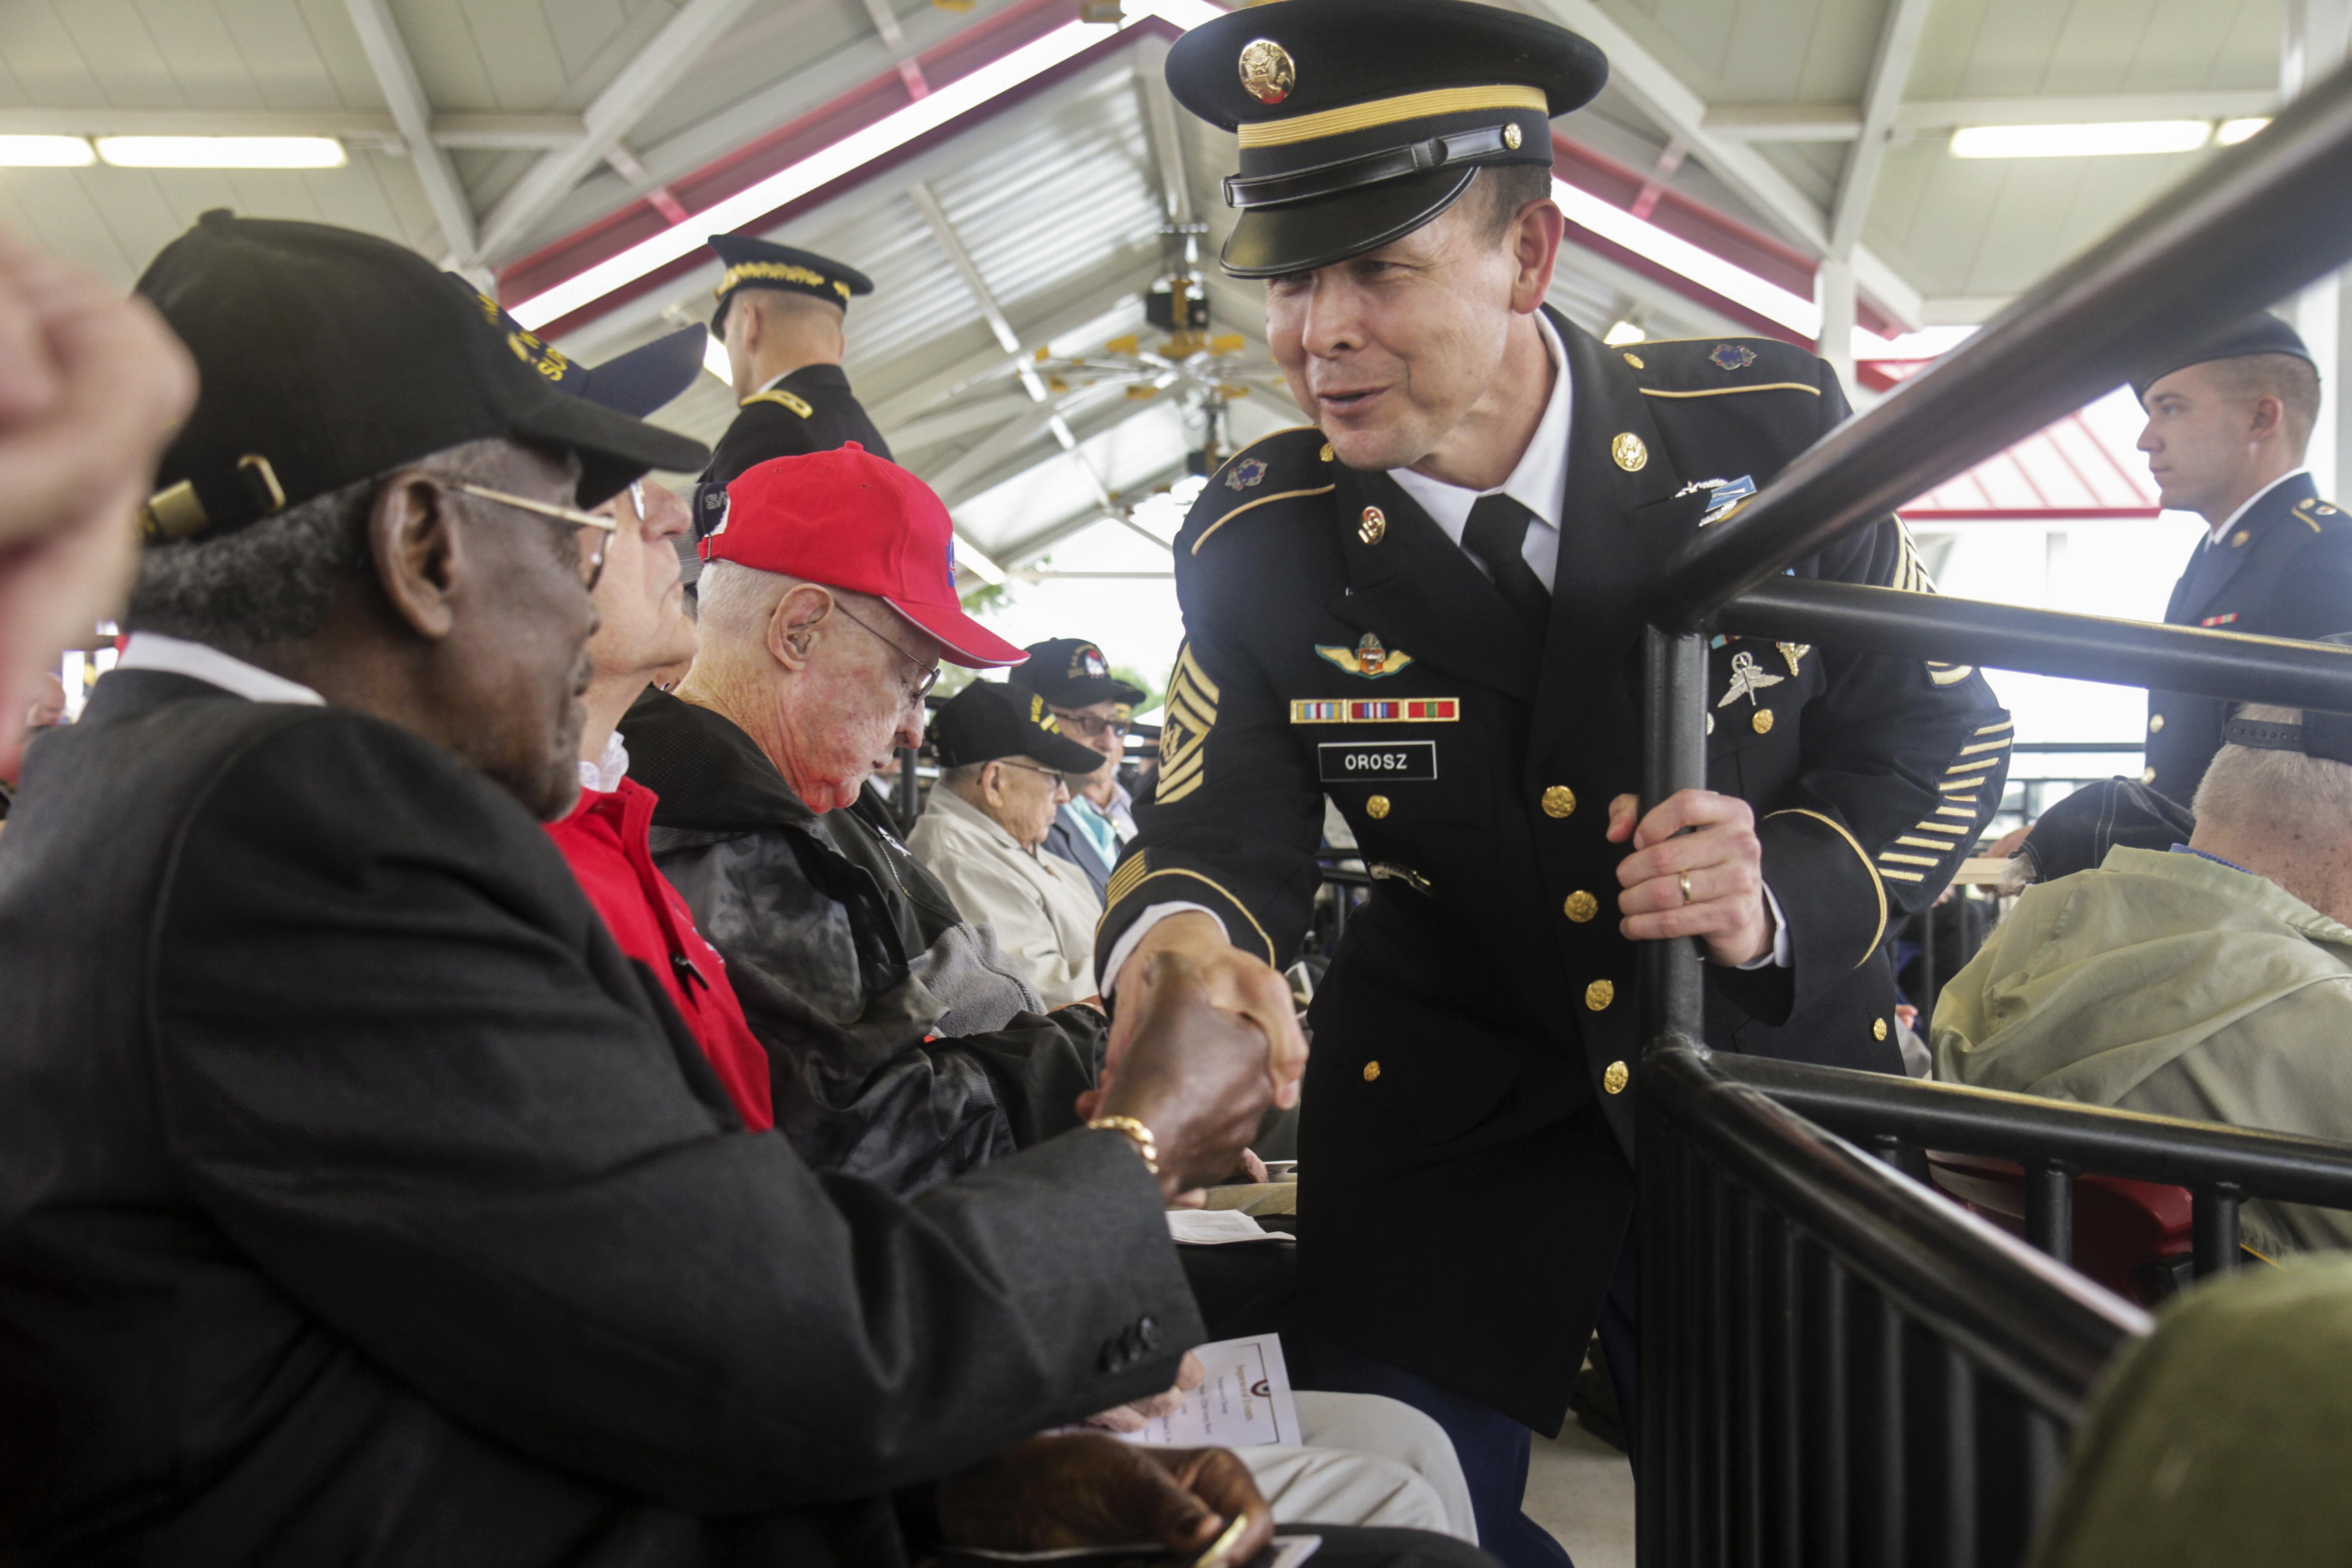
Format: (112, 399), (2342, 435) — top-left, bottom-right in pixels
(2133, 314), (2352, 801)
(1088, 3), (2013, 1561)
(700, 234), (891, 498)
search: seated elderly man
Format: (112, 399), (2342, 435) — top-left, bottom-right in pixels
(623, 446), (1105, 1190)
(1010, 637), (1145, 901)
(0, 213), (1393, 1567)
(910, 681), (1106, 1008)
(1936, 696), (2352, 1257)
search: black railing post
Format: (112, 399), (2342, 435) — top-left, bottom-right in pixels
(2026, 1163), (2074, 1266)
(1637, 623), (1709, 1567)
(2193, 1186), (2244, 1278)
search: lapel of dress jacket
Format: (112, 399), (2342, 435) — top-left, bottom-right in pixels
(1325, 466), (1542, 701)
(2172, 472), (2321, 624)
(1528, 314), (1705, 760)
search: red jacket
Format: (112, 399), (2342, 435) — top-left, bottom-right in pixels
(545, 775), (774, 1131)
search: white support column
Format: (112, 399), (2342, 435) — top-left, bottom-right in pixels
(1815, 257), (1857, 399)
(2289, 0), (2352, 497)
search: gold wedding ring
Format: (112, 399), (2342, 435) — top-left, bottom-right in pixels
(1679, 871), (1694, 906)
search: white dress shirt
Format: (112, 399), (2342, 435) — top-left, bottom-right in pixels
(116, 632), (325, 706)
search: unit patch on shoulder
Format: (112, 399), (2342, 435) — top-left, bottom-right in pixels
(1225, 456), (1270, 490)
(1710, 343), (1758, 371)
(1316, 632), (1414, 679)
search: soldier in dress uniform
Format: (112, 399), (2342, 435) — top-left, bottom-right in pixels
(2133, 314), (2352, 801)
(1092, 3), (2012, 1560)
(701, 234), (890, 499)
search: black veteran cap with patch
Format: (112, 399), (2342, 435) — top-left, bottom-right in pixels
(133, 211), (707, 544)
(452, 275), (709, 418)
(708, 234), (875, 335)
(1008, 637), (1147, 708)
(931, 679), (1106, 773)
(2131, 312), (2317, 403)
(1165, 0), (1607, 278)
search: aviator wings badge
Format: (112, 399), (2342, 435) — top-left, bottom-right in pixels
(1717, 649), (1784, 708)
(1317, 632), (1415, 679)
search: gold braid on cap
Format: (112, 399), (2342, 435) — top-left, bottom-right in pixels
(718, 262), (853, 302)
(1236, 84), (1548, 148)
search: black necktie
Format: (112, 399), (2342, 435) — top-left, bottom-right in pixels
(1462, 493), (1553, 634)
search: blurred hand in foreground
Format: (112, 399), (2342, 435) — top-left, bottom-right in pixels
(1101, 910), (1307, 1113)
(937, 1433), (1273, 1563)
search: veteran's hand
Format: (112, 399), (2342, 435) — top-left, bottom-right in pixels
(0, 234), (196, 771)
(1607, 789), (1773, 967)
(1084, 1350), (1205, 1433)
(1088, 952), (1277, 1204)
(1101, 911), (1306, 1111)
(938, 1433), (1274, 1564)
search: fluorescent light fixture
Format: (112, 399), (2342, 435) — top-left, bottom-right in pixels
(512, 0), (1221, 331)
(1602, 319), (1646, 346)
(1554, 178), (1822, 338)
(2217, 117), (2271, 146)
(702, 333), (733, 382)
(96, 136), (346, 169)
(1949, 121), (2211, 159)
(954, 535), (1006, 586)
(0, 135), (96, 167)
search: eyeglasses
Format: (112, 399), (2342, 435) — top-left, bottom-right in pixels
(996, 759), (1070, 787)
(1050, 707), (1129, 739)
(443, 480), (617, 590)
(833, 601), (942, 700)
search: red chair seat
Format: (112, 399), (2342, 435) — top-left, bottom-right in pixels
(1926, 1150), (2194, 1305)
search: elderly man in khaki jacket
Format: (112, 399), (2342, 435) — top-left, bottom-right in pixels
(911, 681), (1108, 1009)
(1936, 696), (2352, 1258)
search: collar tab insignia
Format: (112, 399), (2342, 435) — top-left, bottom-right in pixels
(1717, 649), (1784, 708)
(1710, 343), (1758, 371)
(1611, 432), (1647, 472)
(1225, 456), (1270, 490)
(1317, 632), (1415, 679)
(1777, 641), (1811, 676)
(1358, 505), (1387, 544)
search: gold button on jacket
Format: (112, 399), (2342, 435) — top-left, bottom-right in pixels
(1872, 1017), (1889, 1041)
(1540, 785), (1576, 818)
(1564, 890), (1598, 923)
(1362, 1060), (1381, 1082)
(1584, 979), (1614, 1011)
(1602, 1060), (1630, 1095)
(1752, 709), (1775, 735)
(1366, 794), (1391, 819)
(2148, 714), (2165, 734)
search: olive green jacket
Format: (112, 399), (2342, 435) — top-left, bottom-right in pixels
(1934, 846), (2352, 1256)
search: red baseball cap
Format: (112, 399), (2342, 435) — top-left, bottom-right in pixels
(701, 443), (1026, 668)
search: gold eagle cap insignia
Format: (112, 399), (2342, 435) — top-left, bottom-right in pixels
(1316, 632), (1413, 679)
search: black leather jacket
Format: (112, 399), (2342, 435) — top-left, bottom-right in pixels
(621, 689), (1104, 1192)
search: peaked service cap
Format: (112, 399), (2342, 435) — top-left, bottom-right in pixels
(700, 443), (1024, 668)
(134, 211), (707, 544)
(1166, 0), (1607, 278)
(2131, 313), (2317, 403)
(709, 234), (875, 335)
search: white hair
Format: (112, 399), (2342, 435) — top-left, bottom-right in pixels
(691, 558), (795, 647)
(2192, 702), (2352, 842)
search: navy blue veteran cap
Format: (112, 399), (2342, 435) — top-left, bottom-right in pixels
(931, 680), (1106, 774)
(134, 211), (707, 544)
(708, 234), (875, 335)
(2131, 312), (2317, 403)
(1008, 637), (1147, 707)
(451, 275), (708, 419)
(1166, 0), (1606, 278)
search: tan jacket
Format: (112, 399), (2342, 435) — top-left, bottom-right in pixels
(1934, 845), (2352, 1256)
(908, 786), (1102, 1009)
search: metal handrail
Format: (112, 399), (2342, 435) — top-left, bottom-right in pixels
(1647, 1043), (2151, 1421)
(1654, 50), (2352, 620)
(1717, 578), (2352, 712)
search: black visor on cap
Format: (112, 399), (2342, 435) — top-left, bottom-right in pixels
(1224, 166), (1480, 279)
